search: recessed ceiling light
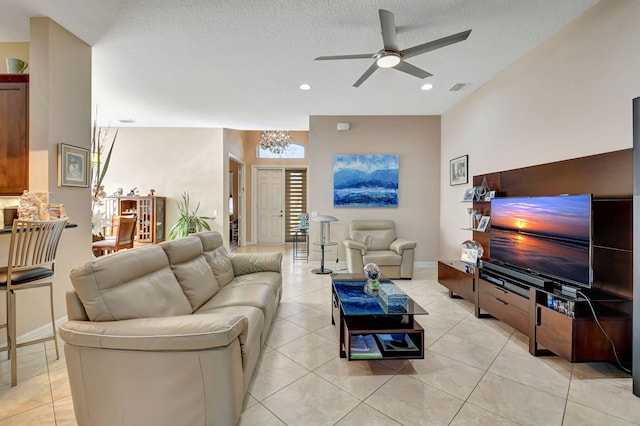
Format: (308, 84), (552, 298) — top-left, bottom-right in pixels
(299, 83), (311, 91)
(421, 83), (433, 91)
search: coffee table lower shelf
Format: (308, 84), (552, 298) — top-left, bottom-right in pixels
(339, 316), (425, 361)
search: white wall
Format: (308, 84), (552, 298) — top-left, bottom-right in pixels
(101, 127), (226, 238)
(308, 115), (440, 263)
(440, 0), (640, 259)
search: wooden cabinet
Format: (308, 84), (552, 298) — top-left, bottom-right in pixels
(104, 196), (166, 244)
(478, 278), (530, 336)
(437, 260), (476, 303)
(0, 75), (29, 195)
(530, 289), (631, 363)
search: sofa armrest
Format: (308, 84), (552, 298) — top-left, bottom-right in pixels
(230, 252), (282, 276)
(59, 313), (248, 352)
(343, 239), (367, 255)
(390, 239), (417, 254)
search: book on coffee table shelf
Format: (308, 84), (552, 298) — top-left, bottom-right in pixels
(349, 334), (383, 359)
(375, 333), (418, 352)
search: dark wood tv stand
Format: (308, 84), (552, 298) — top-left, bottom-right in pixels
(439, 149), (633, 366)
(438, 261), (632, 365)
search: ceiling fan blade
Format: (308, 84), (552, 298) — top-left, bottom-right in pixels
(315, 54), (374, 61)
(394, 61), (433, 79)
(353, 62), (379, 87)
(402, 29), (471, 59)
(379, 9), (399, 51)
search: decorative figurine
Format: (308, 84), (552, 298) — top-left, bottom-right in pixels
(364, 263), (381, 295)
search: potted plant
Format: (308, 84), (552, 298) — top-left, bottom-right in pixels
(90, 110), (117, 238)
(168, 192), (213, 239)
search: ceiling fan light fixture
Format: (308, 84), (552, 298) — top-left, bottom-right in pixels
(376, 52), (401, 68)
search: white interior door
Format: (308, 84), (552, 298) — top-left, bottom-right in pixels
(257, 168), (284, 244)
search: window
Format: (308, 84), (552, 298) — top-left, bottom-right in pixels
(285, 169), (307, 242)
(257, 143), (305, 159)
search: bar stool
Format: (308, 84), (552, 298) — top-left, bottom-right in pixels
(0, 217), (68, 386)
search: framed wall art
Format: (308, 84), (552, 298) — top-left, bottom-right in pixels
(450, 155), (468, 186)
(59, 143), (89, 187)
(333, 154), (399, 207)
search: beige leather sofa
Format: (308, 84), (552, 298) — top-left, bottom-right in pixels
(59, 231), (282, 426)
(343, 219), (416, 279)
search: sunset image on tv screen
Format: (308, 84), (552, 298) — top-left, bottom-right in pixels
(489, 195), (591, 286)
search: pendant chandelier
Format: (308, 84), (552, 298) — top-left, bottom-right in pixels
(259, 130), (291, 154)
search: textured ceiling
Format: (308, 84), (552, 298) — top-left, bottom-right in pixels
(0, 0), (599, 129)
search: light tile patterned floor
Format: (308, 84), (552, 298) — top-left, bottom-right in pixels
(0, 245), (638, 425)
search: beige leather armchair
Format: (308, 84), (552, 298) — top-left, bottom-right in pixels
(343, 219), (416, 279)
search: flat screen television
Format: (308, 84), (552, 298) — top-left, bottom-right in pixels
(489, 194), (593, 288)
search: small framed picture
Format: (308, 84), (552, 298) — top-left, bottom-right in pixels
(59, 143), (89, 187)
(463, 188), (475, 202)
(477, 215), (491, 232)
(484, 190), (496, 202)
(450, 155), (468, 186)
(460, 248), (478, 265)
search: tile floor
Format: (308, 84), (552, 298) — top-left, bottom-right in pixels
(0, 245), (639, 425)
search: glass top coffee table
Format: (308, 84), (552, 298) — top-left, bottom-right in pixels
(331, 273), (428, 360)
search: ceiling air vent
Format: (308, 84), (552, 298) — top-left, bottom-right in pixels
(449, 83), (468, 92)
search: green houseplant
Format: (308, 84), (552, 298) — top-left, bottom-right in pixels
(90, 110), (117, 237)
(168, 192), (213, 239)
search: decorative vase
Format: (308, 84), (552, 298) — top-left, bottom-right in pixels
(364, 263), (380, 294)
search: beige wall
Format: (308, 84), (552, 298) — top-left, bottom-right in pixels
(100, 127), (226, 239)
(0, 42), (29, 72)
(308, 116), (440, 263)
(440, 0), (640, 260)
(0, 19), (92, 339)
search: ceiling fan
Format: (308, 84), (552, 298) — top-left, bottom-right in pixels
(315, 9), (471, 87)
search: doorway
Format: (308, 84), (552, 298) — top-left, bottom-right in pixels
(228, 156), (244, 249)
(255, 168), (284, 244)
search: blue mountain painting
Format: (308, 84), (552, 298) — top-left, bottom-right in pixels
(333, 154), (399, 207)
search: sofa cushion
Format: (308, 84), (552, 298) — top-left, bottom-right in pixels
(160, 237), (220, 311)
(350, 220), (397, 251)
(197, 284), (279, 334)
(70, 245), (192, 321)
(363, 250), (403, 266)
(195, 232), (235, 287)
(226, 271), (282, 301)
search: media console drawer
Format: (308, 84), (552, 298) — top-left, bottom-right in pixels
(479, 279), (529, 311)
(479, 279), (529, 335)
